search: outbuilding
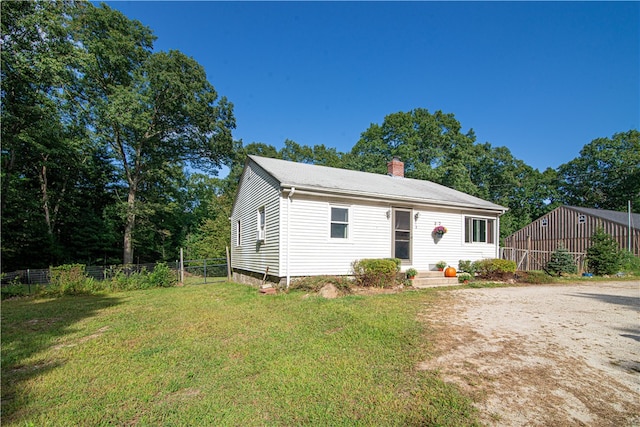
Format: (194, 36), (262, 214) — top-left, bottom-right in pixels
(503, 205), (640, 270)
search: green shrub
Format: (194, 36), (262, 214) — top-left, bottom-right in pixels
(458, 273), (473, 283)
(1, 276), (30, 299)
(546, 245), (577, 276)
(49, 264), (90, 295)
(106, 268), (141, 291)
(384, 258), (402, 271)
(104, 265), (177, 291)
(458, 260), (476, 274)
(352, 258), (400, 288)
(585, 227), (622, 275)
(406, 268), (418, 278)
(148, 263), (177, 288)
(620, 250), (640, 275)
(519, 270), (552, 284)
(472, 259), (516, 277)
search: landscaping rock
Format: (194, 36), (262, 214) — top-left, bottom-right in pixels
(318, 283), (339, 299)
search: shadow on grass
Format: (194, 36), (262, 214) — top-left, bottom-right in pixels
(1, 294), (122, 419)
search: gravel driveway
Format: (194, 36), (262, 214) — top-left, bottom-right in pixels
(419, 281), (640, 426)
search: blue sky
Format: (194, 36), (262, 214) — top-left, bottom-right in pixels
(107, 1), (639, 171)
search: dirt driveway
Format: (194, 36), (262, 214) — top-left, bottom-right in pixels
(418, 281), (640, 426)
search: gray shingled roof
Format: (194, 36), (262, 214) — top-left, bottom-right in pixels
(567, 206), (640, 230)
(249, 155), (507, 212)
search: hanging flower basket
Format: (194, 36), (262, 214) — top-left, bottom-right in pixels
(433, 225), (447, 237)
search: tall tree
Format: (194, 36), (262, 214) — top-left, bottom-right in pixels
(281, 139), (348, 167)
(72, 4), (235, 264)
(557, 130), (640, 211)
(470, 143), (559, 238)
(349, 109), (561, 240)
(1, 1), (118, 269)
(350, 109), (478, 193)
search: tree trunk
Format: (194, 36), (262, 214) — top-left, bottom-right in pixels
(123, 186), (136, 265)
(38, 161), (53, 236)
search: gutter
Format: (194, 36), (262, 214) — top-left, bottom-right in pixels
(279, 184), (508, 215)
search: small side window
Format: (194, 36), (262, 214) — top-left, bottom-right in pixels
(236, 220), (241, 246)
(257, 207), (266, 241)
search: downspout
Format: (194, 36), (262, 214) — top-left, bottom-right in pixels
(286, 187), (296, 288)
(496, 213), (502, 258)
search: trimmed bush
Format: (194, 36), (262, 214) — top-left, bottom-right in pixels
(352, 258), (400, 288)
(586, 227), (622, 275)
(472, 258), (516, 280)
(546, 245), (577, 276)
(519, 270), (552, 284)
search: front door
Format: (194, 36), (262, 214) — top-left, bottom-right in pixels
(392, 208), (412, 263)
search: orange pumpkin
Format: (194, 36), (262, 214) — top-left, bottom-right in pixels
(444, 266), (457, 277)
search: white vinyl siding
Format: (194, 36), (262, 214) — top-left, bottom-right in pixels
(230, 163), (281, 275)
(410, 209), (499, 271)
(283, 197), (390, 276)
(257, 206), (266, 242)
(282, 199), (502, 277)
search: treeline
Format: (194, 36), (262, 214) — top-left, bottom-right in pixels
(2, 2), (638, 271)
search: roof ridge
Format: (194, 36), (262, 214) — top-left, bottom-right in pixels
(248, 155), (507, 212)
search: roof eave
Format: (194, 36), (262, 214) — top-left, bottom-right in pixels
(280, 183), (508, 214)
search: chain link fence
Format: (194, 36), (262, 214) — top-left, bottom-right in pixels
(1, 258), (228, 287)
(182, 258), (228, 284)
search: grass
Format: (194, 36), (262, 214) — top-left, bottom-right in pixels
(1, 283), (479, 426)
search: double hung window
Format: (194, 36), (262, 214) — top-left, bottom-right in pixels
(465, 217), (495, 244)
(330, 206), (349, 239)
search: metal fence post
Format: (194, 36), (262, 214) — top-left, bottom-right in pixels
(204, 259), (207, 284)
(180, 248), (184, 284)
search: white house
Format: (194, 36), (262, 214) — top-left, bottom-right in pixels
(230, 155), (507, 287)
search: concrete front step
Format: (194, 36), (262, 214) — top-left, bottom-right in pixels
(414, 270), (450, 279)
(406, 270), (458, 288)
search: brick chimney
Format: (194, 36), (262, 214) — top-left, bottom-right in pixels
(387, 156), (404, 177)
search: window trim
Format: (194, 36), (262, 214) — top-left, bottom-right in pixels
(464, 216), (495, 244)
(392, 208), (413, 263)
(329, 205), (351, 241)
(257, 206), (266, 242)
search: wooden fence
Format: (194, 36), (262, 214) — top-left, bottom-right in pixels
(501, 247), (586, 272)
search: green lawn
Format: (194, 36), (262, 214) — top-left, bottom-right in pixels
(1, 283), (478, 426)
